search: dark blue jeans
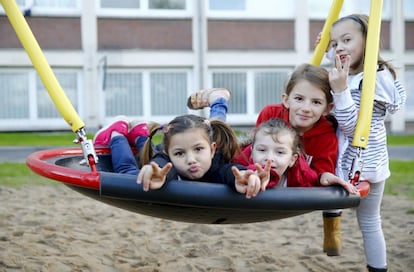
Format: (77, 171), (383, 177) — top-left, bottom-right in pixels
(110, 136), (139, 175)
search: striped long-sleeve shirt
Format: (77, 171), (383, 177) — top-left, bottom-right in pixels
(333, 67), (407, 182)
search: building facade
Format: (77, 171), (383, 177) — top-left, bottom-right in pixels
(0, 0), (413, 133)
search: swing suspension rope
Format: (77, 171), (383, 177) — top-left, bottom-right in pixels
(1, 0), (383, 183)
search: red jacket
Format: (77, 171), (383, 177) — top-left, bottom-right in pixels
(256, 104), (338, 177)
(233, 144), (319, 188)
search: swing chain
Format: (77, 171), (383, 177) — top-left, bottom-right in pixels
(73, 127), (99, 170)
(348, 147), (363, 185)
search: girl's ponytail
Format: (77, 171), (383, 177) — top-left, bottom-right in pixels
(139, 122), (161, 166)
(209, 118), (241, 163)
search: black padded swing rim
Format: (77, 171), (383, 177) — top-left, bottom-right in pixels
(27, 148), (362, 224)
(98, 171), (361, 224)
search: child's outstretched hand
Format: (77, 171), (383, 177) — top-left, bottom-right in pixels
(231, 167), (261, 199)
(137, 161), (173, 191)
(319, 172), (358, 195)
(329, 54), (350, 93)
(253, 160), (272, 191)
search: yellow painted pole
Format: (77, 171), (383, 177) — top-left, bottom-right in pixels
(352, 0), (383, 148)
(0, 0), (85, 132)
(310, 0), (344, 66)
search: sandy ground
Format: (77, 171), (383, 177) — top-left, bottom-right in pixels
(0, 185), (413, 272)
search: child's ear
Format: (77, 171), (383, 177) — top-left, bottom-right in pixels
(289, 153), (299, 168)
(323, 102), (334, 116)
(210, 142), (217, 157)
(282, 93), (290, 108)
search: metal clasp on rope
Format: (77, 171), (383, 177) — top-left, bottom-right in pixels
(73, 128), (98, 171)
(348, 146), (364, 185)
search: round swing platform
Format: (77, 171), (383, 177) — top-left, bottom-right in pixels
(27, 147), (370, 224)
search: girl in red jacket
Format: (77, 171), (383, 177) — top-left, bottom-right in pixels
(256, 64), (347, 257)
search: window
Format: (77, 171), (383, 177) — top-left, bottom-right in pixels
(100, 0), (186, 10)
(0, 72), (29, 119)
(308, 0), (392, 20)
(0, 0), (82, 16)
(36, 72), (79, 118)
(104, 72), (143, 116)
(213, 72), (247, 114)
(33, 0), (78, 8)
(0, 69), (81, 129)
(254, 71), (286, 112)
(207, 0), (294, 19)
(404, 67), (414, 119)
(150, 72), (187, 116)
(404, 0), (414, 20)
(103, 69), (190, 119)
(100, 0), (140, 9)
(149, 0), (186, 10)
(209, 0), (245, 11)
(97, 0), (191, 18)
(210, 69), (290, 123)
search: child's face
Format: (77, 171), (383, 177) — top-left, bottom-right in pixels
(167, 128), (216, 180)
(251, 130), (297, 178)
(282, 80), (332, 134)
(330, 19), (366, 74)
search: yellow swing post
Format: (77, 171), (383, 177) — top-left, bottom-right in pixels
(0, 0), (98, 167)
(310, 0), (344, 66)
(349, 0), (383, 183)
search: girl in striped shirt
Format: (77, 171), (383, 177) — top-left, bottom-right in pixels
(328, 14), (406, 272)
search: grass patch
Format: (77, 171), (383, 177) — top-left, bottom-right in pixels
(0, 162), (56, 187)
(1, 132), (413, 146)
(386, 160), (414, 200)
(0, 131), (158, 146)
(0, 132), (93, 146)
(387, 134), (414, 145)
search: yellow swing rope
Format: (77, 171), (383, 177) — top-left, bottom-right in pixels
(353, 0), (383, 149)
(310, 0), (344, 66)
